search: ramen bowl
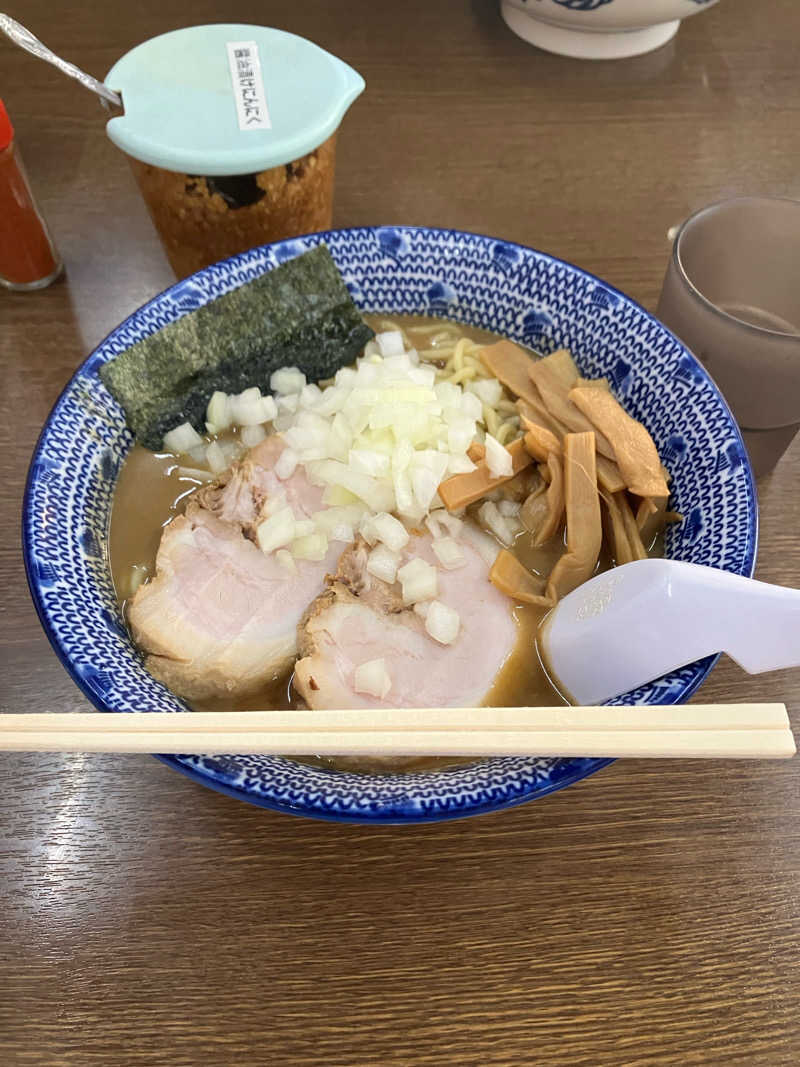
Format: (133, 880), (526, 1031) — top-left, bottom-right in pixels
(501, 0), (722, 60)
(23, 226), (756, 823)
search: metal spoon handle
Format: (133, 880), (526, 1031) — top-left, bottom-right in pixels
(0, 13), (122, 108)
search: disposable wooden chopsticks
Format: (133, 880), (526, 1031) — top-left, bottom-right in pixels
(0, 706), (794, 758)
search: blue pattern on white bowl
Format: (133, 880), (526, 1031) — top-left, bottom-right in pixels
(23, 226), (757, 823)
(539, 0), (715, 9)
(549, 0), (615, 10)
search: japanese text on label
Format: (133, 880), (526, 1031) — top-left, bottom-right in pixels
(226, 42), (271, 131)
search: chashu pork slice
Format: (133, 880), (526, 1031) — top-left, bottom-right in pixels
(128, 436), (341, 702)
(195, 435), (319, 538)
(294, 529), (518, 710)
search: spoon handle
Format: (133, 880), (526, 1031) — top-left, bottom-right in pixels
(0, 14), (122, 108)
(697, 566), (800, 675)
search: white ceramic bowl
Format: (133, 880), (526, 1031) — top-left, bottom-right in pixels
(501, 0), (721, 60)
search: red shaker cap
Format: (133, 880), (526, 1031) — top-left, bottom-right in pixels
(0, 98), (13, 151)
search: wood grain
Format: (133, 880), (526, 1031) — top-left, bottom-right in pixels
(1, 1), (799, 1064)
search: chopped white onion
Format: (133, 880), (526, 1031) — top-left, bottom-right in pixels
(460, 390), (484, 421)
(163, 422), (203, 454)
(313, 505), (368, 535)
(468, 378), (504, 408)
(376, 330), (406, 357)
(260, 395), (278, 422)
(274, 447), (299, 481)
(200, 343), (512, 550)
(262, 490), (287, 518)
(497, 498), (522, 517)
(412, 448), (449, 480)
(206, 391), (232, 433)
(397, 557), (438, 605)
(413, 601), (430, 619)
(219, 439), (244, 465)
(284, 411), (329, 450)
(358, 514), (378, 546)
(240, 424), (267, 448)
(431, 537), (466, 570)
(311, 385), (342, 418)
(353, 658), (392, 700)
(310, 460), (396, 513)
(235, 402), (267, 427)
(446, 413), (477, 455)
(330, 523), (355, 543)
(478, 500), (516, 546)
(366, 544), (401, 585)
(322, 484), (360, 507)
(229, 387), (270, 427)
(256, 507), (296, 554)
(393, 469), (414, 515)
(293, 519), (317, 538)
(382, 353), (412, 377)
(205, 440), (228, 474)
(425, 600), (461, 645)
(438, 512), (464, 538)
(291, 532), (328, 561)
(463, 522), (503, 569)
(446, 454), (477, 475)
(349, 449), (391, 479)
(425, 513), (443, 539)
(270, 367), (306, 395)
(392, 438), (414, 474)
(410, 466), (440, 512)
(299, 383), (323, 409)
(327, 412), (353, 462)
(331, 365), (354, 389)
(407, 364), (436, 388)
(370, 512), (409, 552)
(484, 434), (514, 478)
(435, 382), (461, 409)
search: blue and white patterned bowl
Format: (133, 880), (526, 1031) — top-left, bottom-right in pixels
(501, 0), (721, 60)
(23, 226), (757, 823)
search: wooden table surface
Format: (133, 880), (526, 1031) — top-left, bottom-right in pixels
(2, 1), (799, 1063)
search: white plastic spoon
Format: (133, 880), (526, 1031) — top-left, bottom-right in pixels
(540, 558), (800, 705)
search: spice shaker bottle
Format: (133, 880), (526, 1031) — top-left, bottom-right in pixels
(103, 25), (365, 279)
(0, 98), (62, 290)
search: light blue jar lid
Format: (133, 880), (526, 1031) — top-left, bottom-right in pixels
(104, 24), (364, 176)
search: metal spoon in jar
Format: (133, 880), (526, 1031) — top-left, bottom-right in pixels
(540, 558), (800, 704)
(0, 14), (121, 108)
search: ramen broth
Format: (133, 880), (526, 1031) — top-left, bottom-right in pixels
(108, 315), (619, 768)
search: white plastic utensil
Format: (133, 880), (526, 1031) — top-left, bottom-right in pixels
(540, 558), (800, 705)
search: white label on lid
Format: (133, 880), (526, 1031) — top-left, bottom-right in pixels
(226, 42), (271, 131)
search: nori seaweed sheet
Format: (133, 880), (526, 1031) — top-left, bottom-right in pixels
(98, 245), (374, 449)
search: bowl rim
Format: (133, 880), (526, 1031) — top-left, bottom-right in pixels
(22, 224), (758, 823)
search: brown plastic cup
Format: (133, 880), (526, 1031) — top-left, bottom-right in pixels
(128, 133), (337, 279)
(657, 197), (800, 478)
